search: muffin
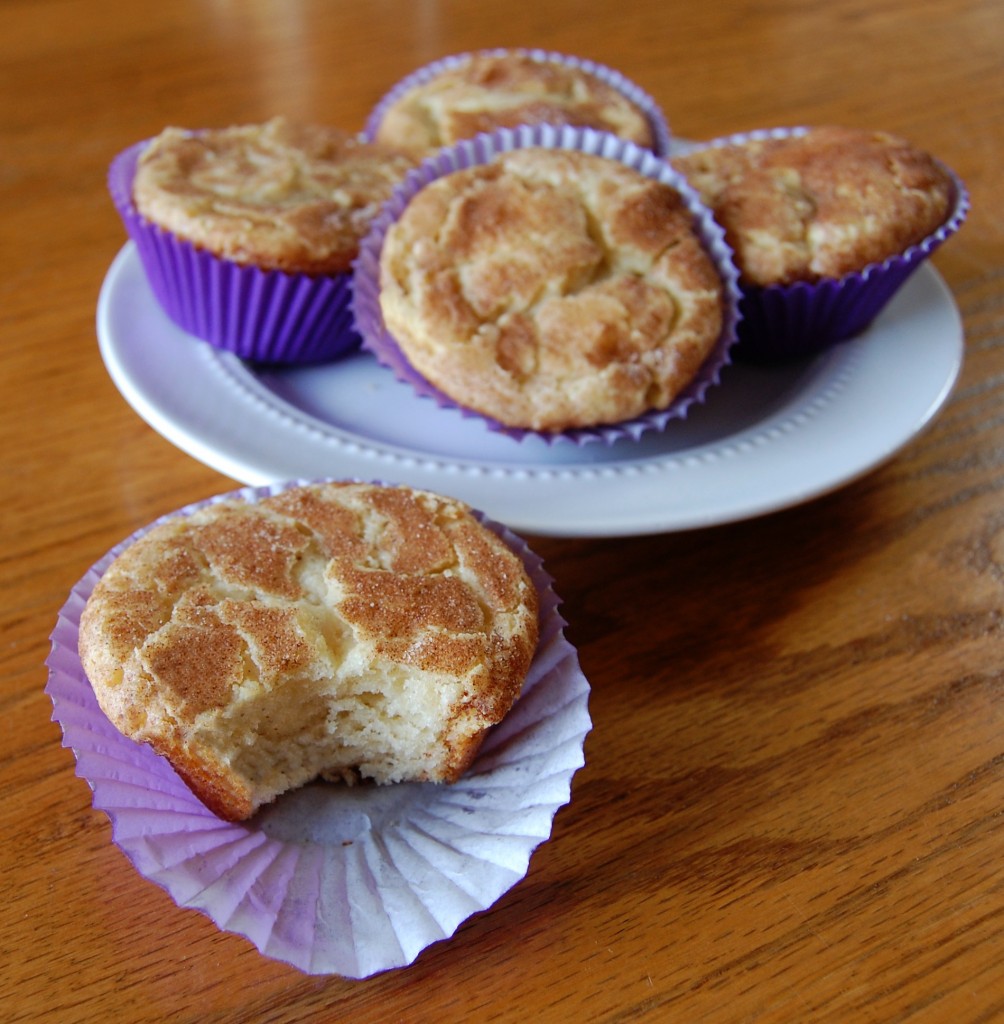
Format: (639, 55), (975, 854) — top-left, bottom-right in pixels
(77, 480), (540, 822)
(49, 479), (588, 977)
(366, 49), (669, 158)
(110, 117), (416, 363)
(368, 138), (734, 435)
(672, 126), (968, 360)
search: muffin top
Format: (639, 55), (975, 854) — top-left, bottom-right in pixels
(672, 126), (954, 287)
(132, 117), (415, 275)
(373, 52), (656, 157)
(377, 148), (725, 433)
(78, 481), (540, 820)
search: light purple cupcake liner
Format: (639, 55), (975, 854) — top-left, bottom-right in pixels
(351, 124), (742, 446)
(108, 142), (361, 365)
(679, 127), (970, 363)
(45, 479), (591, 978)
(363, 47), (673, 157)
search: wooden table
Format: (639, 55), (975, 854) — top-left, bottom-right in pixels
(4, 1), (1003, 1020)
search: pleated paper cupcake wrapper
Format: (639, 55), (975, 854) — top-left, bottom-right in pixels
(108, 142), (361, 365)
(363, 47), (673, 158)
(352, 124), (742, 446)
(45, 479), (591, 978)
(680, 127), (970, 363)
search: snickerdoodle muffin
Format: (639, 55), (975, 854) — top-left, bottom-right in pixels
(672, 126), (954, 288)
(78, 481), (540, 822)
(133, 118), (414, 275)
(366, 49), (668, 158)
(110, 118), (415, 362)
(672, 126), (967, 359)
(374, 145), (729, 433)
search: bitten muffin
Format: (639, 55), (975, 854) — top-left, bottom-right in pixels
(133, 117), (415, 275)
(671, 126), (955, 288)
(78, 482), (540, 822)
(371, 51), (658, 157)
(377, 147), (726, 432)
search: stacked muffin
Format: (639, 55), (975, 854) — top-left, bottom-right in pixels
(360, 138), (736, 437)
(364, 48), (669, 157)
(671, 126), (966, 360)
(112, 47), (966, 430)
(111, 117), (416, 363)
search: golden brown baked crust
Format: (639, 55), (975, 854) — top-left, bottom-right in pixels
(378, 148), (725, 432)
(672, 126), (953, 287)
(133, 117), (415, 275)
(78, 482), (539, 822)
(374, 52), (655, 156)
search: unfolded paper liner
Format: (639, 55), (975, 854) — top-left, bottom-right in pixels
(351, 124), (743, 446)
(108, 142), (361, 365)
(677, 127), (970, 363)
(362, 47), (673, 158)
(45, 480), (592, 978)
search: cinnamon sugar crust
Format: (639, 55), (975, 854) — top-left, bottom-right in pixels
(374, 53), (655, 156)
(133, 117), (415, 275)
(672, 126), (954, 287)
(378, 148), (725, 432)
(78, 482), (539, 821)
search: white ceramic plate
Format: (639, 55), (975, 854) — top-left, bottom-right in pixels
(97, 243), (962, 538)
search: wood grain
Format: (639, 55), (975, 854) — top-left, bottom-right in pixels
(2, 1), (1002, 1021)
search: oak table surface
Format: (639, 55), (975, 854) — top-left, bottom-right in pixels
(3, 1), (1002, 1021)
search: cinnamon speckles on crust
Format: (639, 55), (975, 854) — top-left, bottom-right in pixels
(132, 117), (415, 275)
(672, 127), (954, 287)
(374, 52), (655, 157)
(142, 608), (246, 715)
(194, 509), (309, 600)
(262, 486), (367, 562)
(378, 148), (725, 432)
(78, 482), (540, 822)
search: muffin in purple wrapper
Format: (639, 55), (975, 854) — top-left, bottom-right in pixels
(352, 124), (741, 446)
(364, 47), (672, 158)
(672, 126), (969, 362)
(108, 118), (416, 364)
(46, 479), (591, 977)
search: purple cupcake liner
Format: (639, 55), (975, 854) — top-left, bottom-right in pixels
(45, 478), (591, 978)
(363, 47), (672, 158)
(108, 142), (362, 365)
(351, 124), (742, 446)
(679, 127), (970, 363)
